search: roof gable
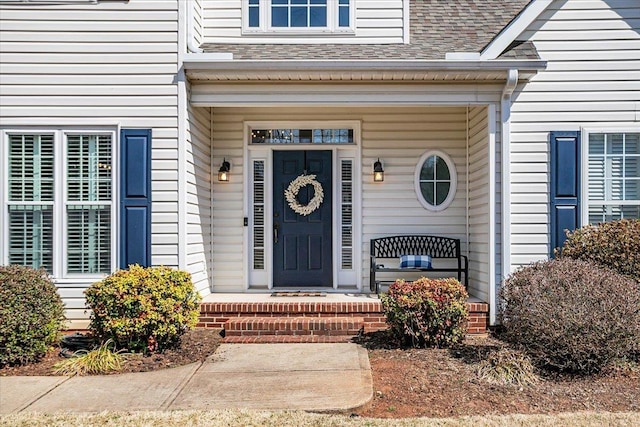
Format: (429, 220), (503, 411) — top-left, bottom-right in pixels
(480, 0), (553, 60)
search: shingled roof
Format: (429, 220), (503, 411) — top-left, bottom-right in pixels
(202, 0), (536, 60)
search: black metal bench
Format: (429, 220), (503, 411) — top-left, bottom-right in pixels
(370, 235), (468, 293)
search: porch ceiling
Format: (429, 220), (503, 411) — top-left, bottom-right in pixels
(183, 58), (545, 83)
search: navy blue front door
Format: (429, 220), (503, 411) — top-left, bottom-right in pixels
(273, 151), (333, 287)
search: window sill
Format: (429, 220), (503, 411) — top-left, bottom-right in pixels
(242, 28), (355, 37)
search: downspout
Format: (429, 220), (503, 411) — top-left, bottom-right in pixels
(187, 0), (203, 53)
(497, 69), (518, 324)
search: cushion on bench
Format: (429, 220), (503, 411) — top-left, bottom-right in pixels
(399, 254), (432, 269)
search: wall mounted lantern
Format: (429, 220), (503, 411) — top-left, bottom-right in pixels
(373, 158), (384, 182)
(218, 158), (231, 182)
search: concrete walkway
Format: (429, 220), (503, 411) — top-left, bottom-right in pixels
(0, 343), (372, 414)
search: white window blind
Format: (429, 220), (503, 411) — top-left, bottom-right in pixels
(340, 159), (353, 269)
(252, 160), (266, 270)
(9, 134), (54, 202)
(66, 134), (112, 274)
(588, 132), (640, 223)
(7, 134), (54, 271)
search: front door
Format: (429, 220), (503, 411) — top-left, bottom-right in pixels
(273, 150), (332, 287)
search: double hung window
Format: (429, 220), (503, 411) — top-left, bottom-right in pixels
(246, 0), (352, 33)
(3, 130), (115, 276)
(587, 132), (640, 223)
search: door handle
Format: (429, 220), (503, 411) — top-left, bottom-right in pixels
(274, 223), (279, 244)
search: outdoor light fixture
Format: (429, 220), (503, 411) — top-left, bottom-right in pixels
(373, 158), (384, 182)
(218, 158), (231, 182)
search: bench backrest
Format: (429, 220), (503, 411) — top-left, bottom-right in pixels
(371, 235), (460, 259)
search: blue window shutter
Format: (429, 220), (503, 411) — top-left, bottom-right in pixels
(549, 131), (581, 257)
(120, 129), (151, 268)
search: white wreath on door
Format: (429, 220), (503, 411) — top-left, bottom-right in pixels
(284, 174), (324, 216)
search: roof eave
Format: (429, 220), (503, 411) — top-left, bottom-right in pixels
(183, 56), (546, 72)
(183, 56), (547, 82)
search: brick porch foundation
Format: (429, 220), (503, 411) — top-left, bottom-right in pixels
(199, 299), (489, 343)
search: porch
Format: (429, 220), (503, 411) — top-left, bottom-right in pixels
(198, 293), (489, 343)
(176, 47), (542, 335)
(185, 103), (498, 320)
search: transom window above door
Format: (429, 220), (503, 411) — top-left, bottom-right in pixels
(251, 128), (354, 144)
(246, 0), (353, 33)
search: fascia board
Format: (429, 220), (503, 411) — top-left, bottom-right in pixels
(480, 0), (554, 60)
(182, 57), (547, 73)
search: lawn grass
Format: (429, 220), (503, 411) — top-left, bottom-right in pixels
(1, 410), (638, 427)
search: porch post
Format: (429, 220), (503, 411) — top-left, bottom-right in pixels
(488, 104), (496, 326)
(499, 69), (518, 325)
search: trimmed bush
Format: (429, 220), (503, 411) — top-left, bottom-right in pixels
(558, 219), (640, 282)
(0, 265), (66, 367)
(500, 258), (640, 374)
(85, 265), (201, 353)
(381, 277), (468, 348)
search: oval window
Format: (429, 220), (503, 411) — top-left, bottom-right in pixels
(414, 150), (457, 211)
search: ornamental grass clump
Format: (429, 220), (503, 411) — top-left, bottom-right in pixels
(381, 277), (468, 348)
(85, 265), (201, 354)
(558, 218), (640, 283)
(53, 339), (124, 376)
(0, 265), (66, 367)
(476, 348), (538, 387)
(500, 258), (640, 375)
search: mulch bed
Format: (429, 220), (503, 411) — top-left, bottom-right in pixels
(0, 328), (223, 377)
(349, 331), (640, 419)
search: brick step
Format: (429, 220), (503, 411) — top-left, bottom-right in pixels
(224, 316), (364, 337)
(222, 335), (356, 344)
(198, 300), (488, 335)
(200, 300), (383, 316)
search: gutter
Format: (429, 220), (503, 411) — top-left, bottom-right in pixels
(183, 56), (546, 73)
(497, 68), (519, 325)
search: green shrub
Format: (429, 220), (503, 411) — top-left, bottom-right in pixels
(558, 219), (640, 282)
(85, 265), (201, 353)
(0, 265), (66, 367)
(380, 277), (468, 348)
(500, 258), (640, 374)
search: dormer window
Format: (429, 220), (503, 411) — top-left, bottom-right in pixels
(245, 0), (353, 34)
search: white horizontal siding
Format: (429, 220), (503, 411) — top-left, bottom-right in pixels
(201, 0), (405, 44)
(193, 0), (204, 47)
(186, 101), (213, 296)
(509, 0), (640, 271)
(467, 106), (490, 303)
(0, 0), (179, 328)
(210, 108), (244, 292)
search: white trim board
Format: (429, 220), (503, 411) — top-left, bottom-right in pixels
(190, 83), (506, 108)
